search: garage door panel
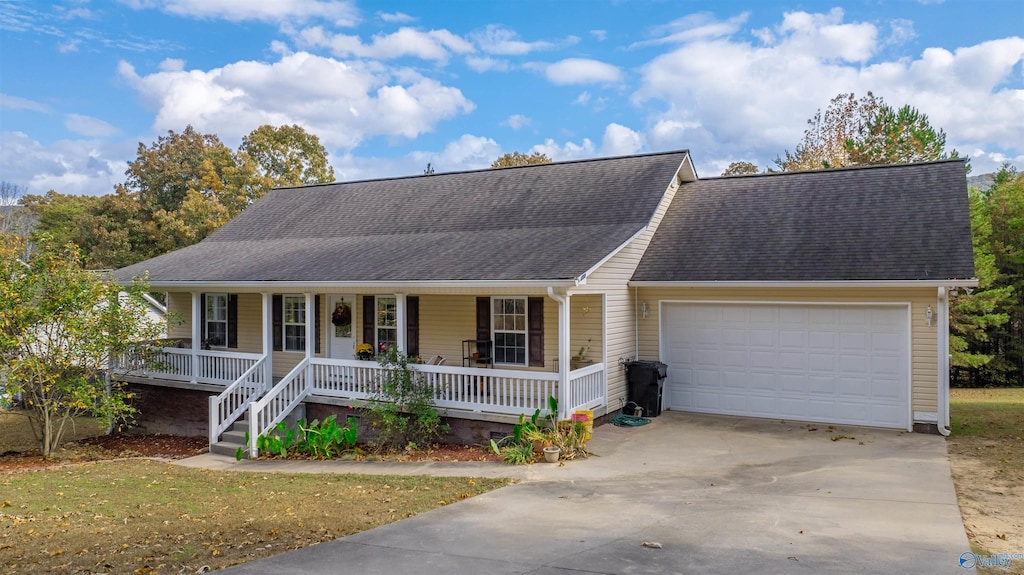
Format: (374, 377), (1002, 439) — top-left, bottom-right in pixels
(663, 303), (908, 429)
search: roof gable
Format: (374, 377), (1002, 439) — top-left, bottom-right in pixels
(632, 160), (975, 283)
(116, 151), (690, 284)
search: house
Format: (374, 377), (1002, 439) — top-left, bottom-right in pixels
(111, 151), (975, 454)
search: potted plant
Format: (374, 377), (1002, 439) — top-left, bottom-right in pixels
(570, 339), (593, 370)
(356, 343), (374, 360)
(542, 445), (561, 463)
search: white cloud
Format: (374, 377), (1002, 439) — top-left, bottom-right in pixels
(295, 26), (473, 62)
(590, 30), (607, 42)
(465, 56), (508, 72)
(886, 19), (917, 46)
(118, 51), (475, 149)
(378, 11), (414, 24)
(572, 91), (590, 105)
(57, 39), (80, 53)
(601, 123), (644, 156)
(471, 25), (554, 55)
(502, 114), (531, 130)
(529, 138), (595, 162)
(65, 114), (120, 137)
(544, 58), (622, 85)
(0, 131), (129, 196)
(331, 134), (501, 180)
(632, 12), (750, 48)
(122, 0), (359, 26)
(633, 9), (1024, 177)
(158, 57), (186, 72)
(0, 93), (49, 112)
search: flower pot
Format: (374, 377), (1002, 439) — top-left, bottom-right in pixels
(542, 446), (560, 463)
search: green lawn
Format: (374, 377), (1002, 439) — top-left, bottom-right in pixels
(0, 459), (508, 574)
(949, 387), (1024, 439)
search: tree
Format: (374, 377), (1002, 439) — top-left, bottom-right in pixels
(0, 181), (36, 258)
(124, 126), (234, 214)
(846, 104), (960, 166)
(0, 234), (167, 456)
(491, 151), (552, 169)
(238, 124), (334, 187)
(776, 92), (884, 171)
(722, 161), (760, 176)
(423, 162), (435, 175)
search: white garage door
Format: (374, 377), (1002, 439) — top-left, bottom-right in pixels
(662, 303), (909, 428)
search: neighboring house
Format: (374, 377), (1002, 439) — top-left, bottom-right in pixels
(111, 151), (975, 454)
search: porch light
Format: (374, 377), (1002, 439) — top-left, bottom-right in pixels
(926, 305), (934, 327)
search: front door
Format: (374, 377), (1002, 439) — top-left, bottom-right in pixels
(328, 295), (356, 360)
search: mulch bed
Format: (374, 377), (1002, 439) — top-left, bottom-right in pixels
(0, 434), (499, 473)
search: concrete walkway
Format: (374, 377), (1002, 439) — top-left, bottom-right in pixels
(181, 413), (971, 574)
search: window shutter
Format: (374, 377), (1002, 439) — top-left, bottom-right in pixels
(363, 295), (375, 347)
(528, 297), (544, 367)
(314, 295), (322, 355)
(272, 295), (282, 351)
(227, 294), (238, 349)
(199, 293), (206, 344)
(406, 296), (419, 357)
(476, 297), (491, 359)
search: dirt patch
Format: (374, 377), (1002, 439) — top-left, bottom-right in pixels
(0, 433), (209, 473)
(948, 437), (1024, 574)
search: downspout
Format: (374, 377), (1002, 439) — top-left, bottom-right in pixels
(937, 287), (950, 436)
(547, 286), (569, 419)
(634, 286), (639, 359)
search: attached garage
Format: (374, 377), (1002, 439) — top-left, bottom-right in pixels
(660, 302), (909, 429)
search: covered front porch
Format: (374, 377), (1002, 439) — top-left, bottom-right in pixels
(113, 287), (610, 453)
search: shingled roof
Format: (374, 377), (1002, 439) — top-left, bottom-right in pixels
(115, 151), (691, 285)
(632, 159), (975, 283)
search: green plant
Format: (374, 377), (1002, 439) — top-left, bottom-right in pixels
(297, 414), (358, 458)
(365, 347), (449, 450)
(491, 396), (591, 464)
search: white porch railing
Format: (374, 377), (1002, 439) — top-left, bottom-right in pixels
(113, 347), (264, 386)
(310, 358), (590, 416)
(247, 358), (312, 458)
(208, 356), (270, 445)
(565, 362), (606, 413)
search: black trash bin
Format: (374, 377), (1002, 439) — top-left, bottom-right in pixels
(624, 360), (667, 417)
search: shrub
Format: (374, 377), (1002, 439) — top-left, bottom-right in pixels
(365, 347), (448, 450)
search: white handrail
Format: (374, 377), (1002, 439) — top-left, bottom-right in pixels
(207, 355), (268, 446)
(566, 363), (605, 413)
(247, 358), (311, 458)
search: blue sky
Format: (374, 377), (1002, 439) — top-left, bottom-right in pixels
(1, 0), (1022, 196)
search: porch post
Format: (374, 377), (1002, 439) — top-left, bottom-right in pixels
(191, 291), (201, 383)
(395, 293), (407, 354)
(558, 294), (571, 419)
(304, 292), (315, 389)
(262, 292), (273, 388)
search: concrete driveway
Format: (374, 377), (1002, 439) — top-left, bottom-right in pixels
(216, 412), (969, 574)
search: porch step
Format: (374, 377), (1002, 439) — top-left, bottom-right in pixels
(210, 419), (250, 458)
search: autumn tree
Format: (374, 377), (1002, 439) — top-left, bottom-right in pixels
(239, 124), (335, 187)
(775, 92), (884, 171)
(0, 234), (167, 456)
(491, 151), (552, 169)
(847, 104), (960, 166)
(721, 161), (760, 176)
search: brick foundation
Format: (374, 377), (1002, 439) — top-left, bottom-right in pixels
(305, 402), (515, 446)
(127, 383), (214, 438)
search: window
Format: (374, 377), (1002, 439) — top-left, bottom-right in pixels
(205, 293), (228, 347)
(493, 297), (527, 365)
(375, 296), (397, 353)
(283, 295), (306, 352)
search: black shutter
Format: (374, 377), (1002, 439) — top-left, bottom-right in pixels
(528, 297), (544, 367)
(476, 297), (491, 360)
(406, 296), (419, 357)
(314, 295), (322, 355)
(227, 294), (238, 349)
(363, 295), (375, 347)
(199, 293), (206, 344)
(272, 295), (282, 351)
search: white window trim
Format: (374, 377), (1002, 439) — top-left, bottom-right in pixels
(205, 292), (228, 349)
(491, 296), (528, 367)
(283, 294), (306, 353)
(375, 295), (398, 354)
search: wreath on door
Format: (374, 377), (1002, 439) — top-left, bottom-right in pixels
(331, 301), (352, 327)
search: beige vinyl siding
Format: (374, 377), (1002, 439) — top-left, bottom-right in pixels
(635, 286), (939, 413)
(405, 295), (560, 373)
(569, 294), (603, 368)
(578, 175), (681, 411)
(166, 292), (191, 339)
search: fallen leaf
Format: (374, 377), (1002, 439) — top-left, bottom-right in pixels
(641, 541), (663, 549)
